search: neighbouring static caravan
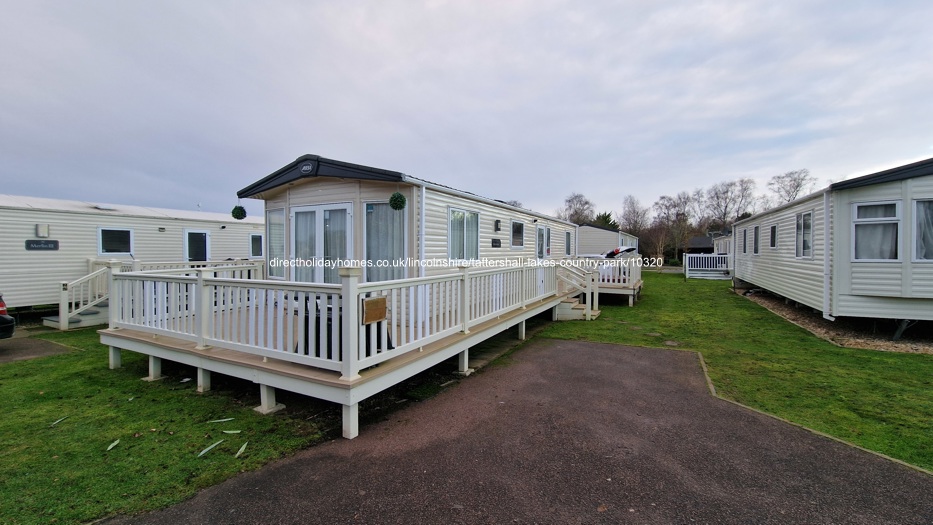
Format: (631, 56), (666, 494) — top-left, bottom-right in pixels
(0, 194), (264, 308)
(576, 224), (639, 255)
(237, 154), (578, 284)
(733, 157), (933, 334)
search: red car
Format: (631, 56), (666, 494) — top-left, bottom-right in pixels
(0, 293), (14, 339)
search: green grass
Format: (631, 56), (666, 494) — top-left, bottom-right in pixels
(0, 329), (327, 525)
(540, 272), (933, 471)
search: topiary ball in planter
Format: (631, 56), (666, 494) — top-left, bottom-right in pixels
(231, 205), (247, 220)
(389, 192), (407, 210)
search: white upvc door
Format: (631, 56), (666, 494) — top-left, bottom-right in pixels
(290, 203), (353, 284)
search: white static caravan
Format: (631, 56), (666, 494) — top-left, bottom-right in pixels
(576, 224), (639, 255)
(237, 154), (579, 283)
(733, 157), (933, 335)
(0, 194), (264, 308)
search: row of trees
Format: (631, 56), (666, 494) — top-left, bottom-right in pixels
(556, 170), (818, 259)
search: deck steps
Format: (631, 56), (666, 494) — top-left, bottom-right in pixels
(555, 297), (600, 321)
(43, 305), (110, 330)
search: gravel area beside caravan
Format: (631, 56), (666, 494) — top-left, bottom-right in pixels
(743, 291), (933, 354)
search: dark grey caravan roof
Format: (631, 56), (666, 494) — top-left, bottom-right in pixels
(238, 155), (405, 199)
(831, 156), (933, 191)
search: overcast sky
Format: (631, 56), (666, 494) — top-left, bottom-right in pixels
(2, 1), (932, 220)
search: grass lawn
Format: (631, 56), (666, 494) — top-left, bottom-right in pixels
(540, 271), (933, 471)
(0, 328), (458, 525)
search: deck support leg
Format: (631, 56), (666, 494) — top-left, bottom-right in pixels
(343, 403), (359, 439)
(255, 384), (285, 415)
(552, 306), (558, 321)
(457, 349), (474, 376)
(517, 320), (526, 341)
(142, 356), (163, 381)
(197, 368), (211, 393)
(628, 294), (634, 307)
(108, 346), (122, 369)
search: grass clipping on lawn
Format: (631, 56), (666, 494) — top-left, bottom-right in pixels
(539, 272), (933, 472)
(0, 328), (324, 525)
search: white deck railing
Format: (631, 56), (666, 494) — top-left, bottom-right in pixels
(110, 263), (577, 380)
(684, 253), (733, 280)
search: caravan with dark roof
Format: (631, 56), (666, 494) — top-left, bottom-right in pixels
(733, 157), (933, 338)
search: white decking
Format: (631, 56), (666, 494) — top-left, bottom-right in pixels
(101, 261), (606, 438)
(684, 254), (733, 280)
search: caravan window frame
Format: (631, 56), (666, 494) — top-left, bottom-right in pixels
(565, 230), (572, 256)
(795, 211), (813, 259)
(98, 227), (134, 256)
(510, 220), (524, 249)
(769, 224), (777, 249)
(914, 199), (933, 262)
(851, 200), (900, 262)
(249, 233), (264, 259)
(266, 208), (286, 279)
(448, 207), (480, 261)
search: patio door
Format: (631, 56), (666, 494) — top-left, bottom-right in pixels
(291, 203), (353, 284)
(185, 230), (210, 262)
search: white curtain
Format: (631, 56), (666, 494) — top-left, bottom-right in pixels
(323, 209), (347, 284)
(465, 211), (479, 259)
(854, 204), (897, 260)
(366, 203), (405, 282)
(293, 210), (316, 282)
(917, 201), (933, 259)
(267, 209), (286, 278)
(449, 210), (465, 260)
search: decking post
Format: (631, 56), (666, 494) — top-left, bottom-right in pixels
(518, 320), (526, 340)
(342, 403), (359, 439)
(585, 272), (593, 321)
(460, 265), (471, 334)
(196, 269), (211, 349)
(58, 281), (70, 331)
(108, 346), (122, 369)
(255, 384), (285, 414)
(520, 262), (527, 309)
(457, 349), (474, 376)
(339, 265), (362, 381)
(197, 368), (211, 393)
(143, 356), (164, 381)
(107, 260), (122, 329)
(591, 270), (600, 312)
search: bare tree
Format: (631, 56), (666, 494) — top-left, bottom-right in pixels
(616, 195), (650, 236)
(768, 169), (816, 204)
(556, 193), (596, 225)
(502, 200), (523, 208)
(705, 177), (757, 229)
(653, 192), (694, 258)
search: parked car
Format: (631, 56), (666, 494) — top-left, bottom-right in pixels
(0, 292), (14, 339)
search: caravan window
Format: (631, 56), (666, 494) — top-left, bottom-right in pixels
(769, 225), (777, 248)
(753, 226), (760, 255)
(449, 208), (480, 260)
(511, 221), (524, 248)
(742, 229), (747, 254)
(266, 209), (286, 278)
(565, 231), (572, 256)
(916, 200), (933, 260)
(853, 202), (899, 261)
(99, 228), (133, 255)
(250, 234), (264, 258)
(795, 212), (812, 258)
